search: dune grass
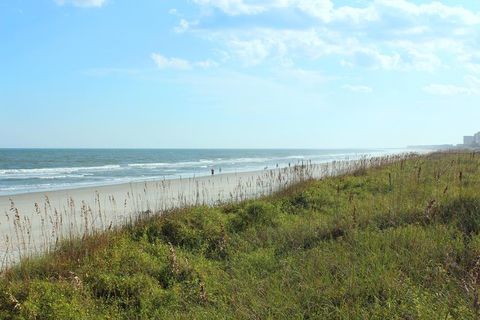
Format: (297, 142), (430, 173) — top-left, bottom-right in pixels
(2, 152), (480, 319)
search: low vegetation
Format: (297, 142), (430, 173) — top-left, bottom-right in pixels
(2, 152), (480, 319)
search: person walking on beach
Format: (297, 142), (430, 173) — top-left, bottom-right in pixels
(211, 168), (215, 175)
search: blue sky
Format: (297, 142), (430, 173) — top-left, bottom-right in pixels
(1, 0), (479, 148)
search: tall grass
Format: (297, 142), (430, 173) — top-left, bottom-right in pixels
(4, 152), (480, 318)
(0, 153), (415, 271)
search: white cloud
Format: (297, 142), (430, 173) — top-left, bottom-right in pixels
(151, 54), (192, 70)
(193, 0), (379, 23)
(391, 26), (430, 36)
(193, 0), (266, 15)
(332, 5), (378, 23)
(376, 0), (480, 25)
(175, 19), (191, 33)
(423, 84), (470, 96)
(55, 0), (106, 7)
(220, 28), (442, 71)
(211, 28), (446, 71)
(295, 0), (334, 22)
(188, 0), (480, 72)
(349, 49), (402, 70)
(343, 85), (373, 93)
(423, 75), (480, 96)
(379, 41), (443, 71)
(215, 28), (351, 66)
(227, 38), (271, 66)
(195, 60), (219, 68)
(460, 53), (480, 73)
(151, 54), (219, 70)
(466, 75), (480, 91)
(269, 67), (325, 86)
(192, 0), (480, 24)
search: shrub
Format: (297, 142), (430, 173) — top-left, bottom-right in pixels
(437, 198), (480, 235)
(229, 201), (276, 232)
(18, 280), (94, 320)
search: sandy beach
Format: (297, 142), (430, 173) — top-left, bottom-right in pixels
(0, 156), (406, 269)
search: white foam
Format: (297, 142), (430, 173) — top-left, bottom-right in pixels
(127, 157), (272, 169)
(0, 165), (122, 176)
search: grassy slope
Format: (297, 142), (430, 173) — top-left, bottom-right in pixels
(2, 152), (480, 319)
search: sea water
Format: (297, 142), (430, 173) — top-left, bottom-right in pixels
(0, 148), (408, 195)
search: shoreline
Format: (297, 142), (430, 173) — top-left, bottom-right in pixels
(0, 148), (415, 197)
(1, 164), (322, 267)
(0, 154), (414, 269)
(0, 165), (312, 210)
(0, 165), (297, 198)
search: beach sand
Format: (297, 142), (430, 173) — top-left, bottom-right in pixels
(0, 156), (403, 269)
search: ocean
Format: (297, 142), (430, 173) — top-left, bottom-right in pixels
(0, 148), (407, 195)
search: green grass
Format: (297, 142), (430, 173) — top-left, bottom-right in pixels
(2, 152), (480, 319)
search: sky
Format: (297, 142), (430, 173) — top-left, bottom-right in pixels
(1, 0), (479, 148)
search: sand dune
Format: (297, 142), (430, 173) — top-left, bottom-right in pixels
(0, 155), (410, 269)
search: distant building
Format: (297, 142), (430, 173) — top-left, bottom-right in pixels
(462, 131), (480, 146)
(464, 136), (475, 145)
(475, 132), (480, 144)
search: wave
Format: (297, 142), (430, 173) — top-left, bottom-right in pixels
(0, 149), (408, 196)
(0, 165), (122, 175)
(0, 150), (399, 181)
(1, 174), (92, 180)
(0, 153), (373, 178)
(127, 157), (275, 169)
(127, 162), (169, 168)
(0, 174), (179, 196)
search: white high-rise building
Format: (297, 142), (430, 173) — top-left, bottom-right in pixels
(464, 136), (474, 145)
(475, 132), (480, 144)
